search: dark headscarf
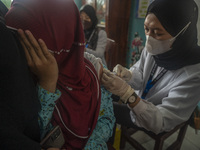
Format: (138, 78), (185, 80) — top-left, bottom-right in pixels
(147, 0), (200, 70)
(80, 4), (98, 32)
(80, 4), (99, 50)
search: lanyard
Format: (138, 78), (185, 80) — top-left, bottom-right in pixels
(141, 64), (167, 99)
(85, 29), (95, 48)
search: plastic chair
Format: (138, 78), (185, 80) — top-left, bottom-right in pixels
(120, 120), (189, 150)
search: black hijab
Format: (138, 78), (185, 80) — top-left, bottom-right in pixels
(147, 0), (200, 70)
(80, 4), (99, 50)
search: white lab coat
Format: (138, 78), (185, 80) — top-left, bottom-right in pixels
(128, 48), (200, 134)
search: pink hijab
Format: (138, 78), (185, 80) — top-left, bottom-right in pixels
(5, 0), (101, 149)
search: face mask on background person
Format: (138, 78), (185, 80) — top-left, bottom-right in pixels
(145, 22), (191, 55)
(82, 20), (92, 30)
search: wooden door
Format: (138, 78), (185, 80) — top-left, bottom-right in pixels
(106, 0), (131, 69)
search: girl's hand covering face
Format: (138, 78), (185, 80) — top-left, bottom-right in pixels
(18, 29), (58, 93)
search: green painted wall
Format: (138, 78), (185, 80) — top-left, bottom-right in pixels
(74, 0), (82, 9)
(1, 0), (12, 8)
(126, 0), (146, 68)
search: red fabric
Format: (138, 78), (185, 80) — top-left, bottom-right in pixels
(5, 0), (101, 149)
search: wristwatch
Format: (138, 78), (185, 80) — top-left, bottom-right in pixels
(128, 95), (136, 103)
(128, 92), (138, 103)
(127, 92), (140, 108)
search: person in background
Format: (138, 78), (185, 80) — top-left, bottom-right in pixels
(80, 4), (108, 66)
(101, 0), (200, 134)
(5, 0), (115, 149)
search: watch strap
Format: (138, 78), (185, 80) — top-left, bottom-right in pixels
(120, 85), (134, 103)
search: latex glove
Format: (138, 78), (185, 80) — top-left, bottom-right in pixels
(113, 64), (132, 82)
(101, 68), (134, 103)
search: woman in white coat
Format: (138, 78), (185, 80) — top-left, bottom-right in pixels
(102, 0), (200, 134)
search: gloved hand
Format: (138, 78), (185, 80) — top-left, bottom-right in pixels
(101, 68), (134, 103)
(113, 64), (132, 82)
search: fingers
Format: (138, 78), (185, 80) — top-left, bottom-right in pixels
(18, 29), (40, 63)
(38, 39), (53, 59)
(18, 29), (49, 63)
(121, 70), (127, 78)
(101, 72), (110, 83)
(20, 34), (33, 66)
(101, 74), (111, 90)
(24, 30), (47, 61)
(112, 65), (118, 74)
(18, 29), (33, 66)
(103, 68), (113, 75)
(113, 64), (122, 76)
(116, 70), (121, 77)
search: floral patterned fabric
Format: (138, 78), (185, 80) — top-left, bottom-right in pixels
(37, 85), (61, 139)
(38, 85), (115, 150)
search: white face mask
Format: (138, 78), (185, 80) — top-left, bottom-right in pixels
(145, 35), (175, 55)
(145, 22), (191, 55)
